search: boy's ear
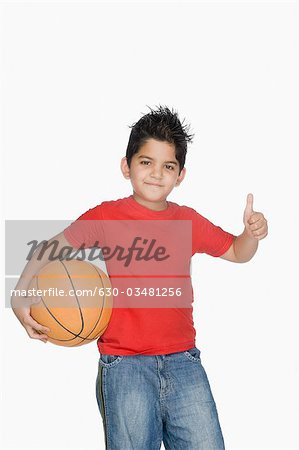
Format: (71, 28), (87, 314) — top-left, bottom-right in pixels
(120, 156), (130, 179)
(175, 167), (186, 186)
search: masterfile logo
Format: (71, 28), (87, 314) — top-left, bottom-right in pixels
(6, 220), (193, 308)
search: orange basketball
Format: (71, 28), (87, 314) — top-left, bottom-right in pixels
(29, 260), (113, 347)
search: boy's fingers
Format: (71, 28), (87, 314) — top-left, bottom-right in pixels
(24, 308), (51, 333)
(33, 320), (50, 333)
(33, 332), (48, 339)
(27, 328), (49, 341)
(24, 317), (51, 334)
(30, 296), (42, 305)
(29, 298), (51, 334)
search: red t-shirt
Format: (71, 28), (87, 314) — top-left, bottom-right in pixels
(64, 195), (236, 355)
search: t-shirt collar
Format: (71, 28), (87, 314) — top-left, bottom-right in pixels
(125, 195), (176, 218)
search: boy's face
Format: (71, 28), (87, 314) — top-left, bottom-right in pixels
(121, 138), (186, 211)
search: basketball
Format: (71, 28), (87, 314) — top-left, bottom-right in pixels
(29, 259), (113, 347)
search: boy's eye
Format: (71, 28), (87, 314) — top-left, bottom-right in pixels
(140, 161), (175, 171)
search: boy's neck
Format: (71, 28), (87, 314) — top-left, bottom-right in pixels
(132, 193), (169, 211)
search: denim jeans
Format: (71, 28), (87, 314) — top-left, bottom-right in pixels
(95, 347), (225, 450)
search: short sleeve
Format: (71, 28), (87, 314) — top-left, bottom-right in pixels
(63, 205), (104, 249)
(191, 208), (236, 257)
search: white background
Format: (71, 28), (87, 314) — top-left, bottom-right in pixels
(1, 1), (298, 449)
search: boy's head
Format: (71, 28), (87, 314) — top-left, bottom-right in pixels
(121, 105), (194, 210)
(124, 105), (194, 176)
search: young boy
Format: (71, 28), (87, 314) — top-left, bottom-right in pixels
(12, 105), (268, 449)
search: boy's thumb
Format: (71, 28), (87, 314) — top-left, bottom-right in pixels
(31, 296), (42, 304)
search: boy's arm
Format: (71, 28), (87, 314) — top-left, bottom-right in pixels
(220, 232), (258, 263)
(11, 231), (73, 343)
(220, 193), (268, 263)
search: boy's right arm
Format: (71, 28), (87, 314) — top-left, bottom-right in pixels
(10, 231), (72, 343)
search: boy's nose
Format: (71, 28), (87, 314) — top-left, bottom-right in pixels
(150, 167), (163, 179)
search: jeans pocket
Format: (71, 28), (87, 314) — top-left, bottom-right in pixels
(95, 363), (105, 419)
(99, 353), (124, 368)
(183, 346), (201, 362)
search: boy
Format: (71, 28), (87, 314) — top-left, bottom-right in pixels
(11, 105), (268, 449)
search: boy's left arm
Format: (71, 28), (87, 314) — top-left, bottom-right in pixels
(220, 193), (268, 263)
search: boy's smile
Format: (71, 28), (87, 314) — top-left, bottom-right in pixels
(121, 139), (186, 211)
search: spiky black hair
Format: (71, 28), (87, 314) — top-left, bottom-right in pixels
(125, 105), (194, 174)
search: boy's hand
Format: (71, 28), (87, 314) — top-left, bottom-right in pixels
(243, 193), (268, 240)
(11, 296), (50, 344)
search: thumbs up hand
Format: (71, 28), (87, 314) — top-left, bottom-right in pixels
(243, 193), (268, 240)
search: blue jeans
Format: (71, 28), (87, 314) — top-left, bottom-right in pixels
(95, 347), (225, 449)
